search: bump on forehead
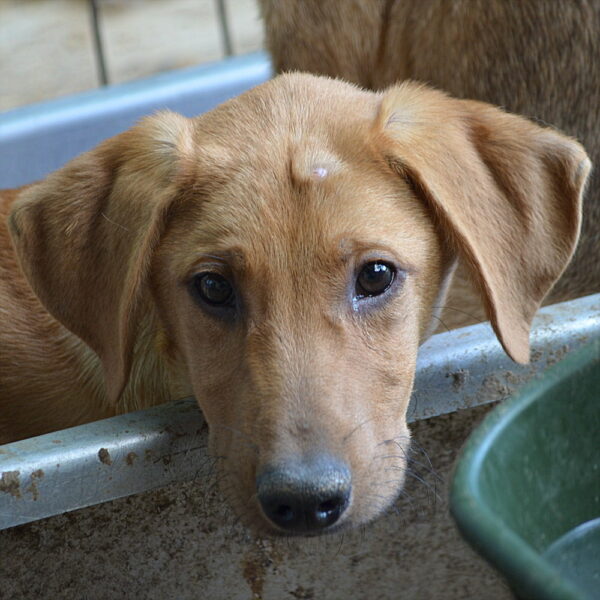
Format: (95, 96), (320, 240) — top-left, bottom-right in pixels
(290, 144), (343, 185)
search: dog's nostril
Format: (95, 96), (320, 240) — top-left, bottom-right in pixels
(256, 456), (351, 534)
(318, 498), (339, 515)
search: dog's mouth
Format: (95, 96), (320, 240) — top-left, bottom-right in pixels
(259, 517), (352, 538)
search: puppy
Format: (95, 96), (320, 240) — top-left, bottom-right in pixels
(0, 74), (590, 535)
(259, 0), (600, 325)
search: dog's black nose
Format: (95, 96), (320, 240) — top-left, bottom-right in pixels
(256, 455), (351, 534)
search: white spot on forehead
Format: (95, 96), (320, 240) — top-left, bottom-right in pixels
(291, 143), (342, 185)
(312, 166), (328, 179)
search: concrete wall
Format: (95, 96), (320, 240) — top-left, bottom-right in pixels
(0, 405), (513, 600)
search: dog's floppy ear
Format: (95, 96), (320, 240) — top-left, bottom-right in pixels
(8, 111), (195, 402)
(375, 83), (591, 363)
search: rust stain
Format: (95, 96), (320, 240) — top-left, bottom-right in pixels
(0, 470), (21, 498)
(163, 425), (186, 439)
(504, 370), (527, 386)
(98, 448), (112, 465)
(530, 349), (543, 363)
(290, 586), (315, 599)
(450, 369), (469, 392)
(126, 452), (138, 466)
(25, 469), (45, 501)
(481, 374), (511, 399)
(242, 554), (266, 599)
(241, 540), (281, 600)
(546, 344), (570, 366)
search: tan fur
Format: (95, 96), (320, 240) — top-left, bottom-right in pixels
(259, 0), (600, 327)
(0, 75), (590, 533)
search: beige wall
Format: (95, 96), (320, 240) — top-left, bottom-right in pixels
(0, 0), (264, 111)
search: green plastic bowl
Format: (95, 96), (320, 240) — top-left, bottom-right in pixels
(450, 338), (600, 600)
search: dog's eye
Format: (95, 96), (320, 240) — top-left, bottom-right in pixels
(355, 262), (395, 298)
(193, 272), (235, 307)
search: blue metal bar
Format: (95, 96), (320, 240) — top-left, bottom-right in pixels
(0, 52), (272, 188)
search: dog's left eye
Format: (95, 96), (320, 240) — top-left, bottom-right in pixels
(192, 272), (235, 307)
(355, 261), (395, 299)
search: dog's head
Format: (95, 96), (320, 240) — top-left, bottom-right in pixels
(9, 74), (590, 535)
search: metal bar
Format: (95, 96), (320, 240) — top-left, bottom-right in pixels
(410, 293), (600, 421)
(89, 0), (109, 86)
(215, 0), (234, 57)
(1, 294), (599, 531)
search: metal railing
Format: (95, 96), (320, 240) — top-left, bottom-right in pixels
(87, 0), (235, 87)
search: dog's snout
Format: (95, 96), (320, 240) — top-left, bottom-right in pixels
(257, 455), (351, 534)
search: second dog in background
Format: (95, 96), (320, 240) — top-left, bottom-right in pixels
(260, 0), (600, 326)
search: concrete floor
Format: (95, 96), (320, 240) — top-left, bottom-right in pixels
(0, 405), (514, 600)
(0, 0), (264, 110)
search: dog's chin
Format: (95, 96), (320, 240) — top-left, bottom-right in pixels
(260, 520), (350, 538)
(248, 503), (395, 538)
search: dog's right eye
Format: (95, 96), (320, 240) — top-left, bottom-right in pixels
(355, 261), (396, 299)
(191, 272), (235, 308)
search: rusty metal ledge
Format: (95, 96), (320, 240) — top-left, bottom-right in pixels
(1, 293), (599, 531)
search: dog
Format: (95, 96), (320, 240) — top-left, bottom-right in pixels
(259, 0), (600, 327)
(0, 74), (590, 535)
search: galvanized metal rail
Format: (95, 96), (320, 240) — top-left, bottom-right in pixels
(86, 0), (237, 87)
(2, 294), (598, 531)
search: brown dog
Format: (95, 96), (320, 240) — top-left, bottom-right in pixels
(0, 74), (590, 535)
(260, 0), (600, 325)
